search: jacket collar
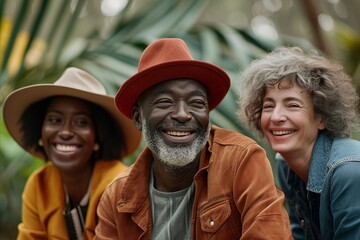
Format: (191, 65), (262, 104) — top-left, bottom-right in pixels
(307, 131), (333, 193)
(117, 148), (154, 210)
(116, 126), (220, 212)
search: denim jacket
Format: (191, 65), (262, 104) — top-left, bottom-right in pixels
(277, 131), (360, 240)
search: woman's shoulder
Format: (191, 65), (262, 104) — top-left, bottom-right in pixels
(22, 162), (64, 200)
(95, 159), (127, 172)
(329, 137), (360, 165)
(211, 125), (260, 149)
(92, 160), (129, 185)
(26, 162), (60, 182)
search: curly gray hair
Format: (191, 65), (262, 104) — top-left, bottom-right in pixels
(238, 46), (359, 138)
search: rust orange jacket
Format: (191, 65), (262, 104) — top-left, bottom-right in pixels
(17, 160), (127, 240)
(95, 126), (292, 239)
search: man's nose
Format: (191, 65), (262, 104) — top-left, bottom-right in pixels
(170, 101), (192, 122)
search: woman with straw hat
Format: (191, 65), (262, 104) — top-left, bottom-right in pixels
(2, 67), (141, 239)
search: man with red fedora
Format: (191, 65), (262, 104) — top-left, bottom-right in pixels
(95, 38), (292, 239)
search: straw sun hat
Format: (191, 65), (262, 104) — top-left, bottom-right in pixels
(2, 67), (141, 159)
(115, 38), (231, 118)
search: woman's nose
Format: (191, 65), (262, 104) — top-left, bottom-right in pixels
(58, 123), (74, 138)
(59, 130), (74, 137)
(270, 107), (286, 122)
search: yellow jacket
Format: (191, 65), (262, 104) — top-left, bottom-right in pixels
(17, 160), (127, 240)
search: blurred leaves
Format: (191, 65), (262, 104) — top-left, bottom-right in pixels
(332, 20), (360, 93)
(1, 0), (359, 238)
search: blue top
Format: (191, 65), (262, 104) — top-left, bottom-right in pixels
(277, 131), (360, 240)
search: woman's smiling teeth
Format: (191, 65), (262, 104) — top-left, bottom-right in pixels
(272, 130), (294, 136)
(55, 144), (78, 152)
(166, 130), (191, 136)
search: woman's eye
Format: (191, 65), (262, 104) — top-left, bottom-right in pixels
(288, 103), (301, 108)
(45, 115), (61, 124)
(73, 117), (91, 127)
(262, 104), (274, 109)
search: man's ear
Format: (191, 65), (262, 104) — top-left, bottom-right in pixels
(132, 105), (142, 131)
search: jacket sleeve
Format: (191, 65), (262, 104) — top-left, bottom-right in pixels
(234, 144), (293, 239)
(321, 162), (360, 239)
(17, 175), (47, 240)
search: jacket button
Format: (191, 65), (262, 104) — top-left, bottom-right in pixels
(210, 220), (215, 226)
(300, 219), (305, 226)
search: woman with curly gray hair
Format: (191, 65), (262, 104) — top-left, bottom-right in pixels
(238, 46), (360, 240)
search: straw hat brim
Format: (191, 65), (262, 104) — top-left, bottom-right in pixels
(3, 84), (141, 159)
(115, 60), (231, 118)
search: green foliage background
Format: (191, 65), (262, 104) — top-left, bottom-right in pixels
(1, 0), (359, 238)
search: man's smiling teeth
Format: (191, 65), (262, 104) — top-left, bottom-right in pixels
(272, 130), (293, 136)
(166, 131), (191, 136)
(56, 144), (77, 152)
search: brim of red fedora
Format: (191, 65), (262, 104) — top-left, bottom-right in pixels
(3, 84), (141, 160)
(115, 60), (231, 118)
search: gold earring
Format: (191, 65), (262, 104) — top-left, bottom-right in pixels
(93, 144), (99, 151)
(38, 139), (43, 146)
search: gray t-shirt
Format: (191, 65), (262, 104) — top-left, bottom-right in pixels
(149, 168), (195, 240)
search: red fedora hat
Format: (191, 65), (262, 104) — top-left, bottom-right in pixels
(115, 38), (231, 118)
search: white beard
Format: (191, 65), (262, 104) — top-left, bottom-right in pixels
(141, 119), (210, 169)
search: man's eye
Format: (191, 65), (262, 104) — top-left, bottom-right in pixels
(157, 99), (172, 103)
(155, 99), (173, 107)
(191, 100), (207, 108)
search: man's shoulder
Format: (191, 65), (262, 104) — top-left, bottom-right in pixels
(211, 125), (259, 147)
(99, 167), (132, 204)
(105, 165), (133, 191)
